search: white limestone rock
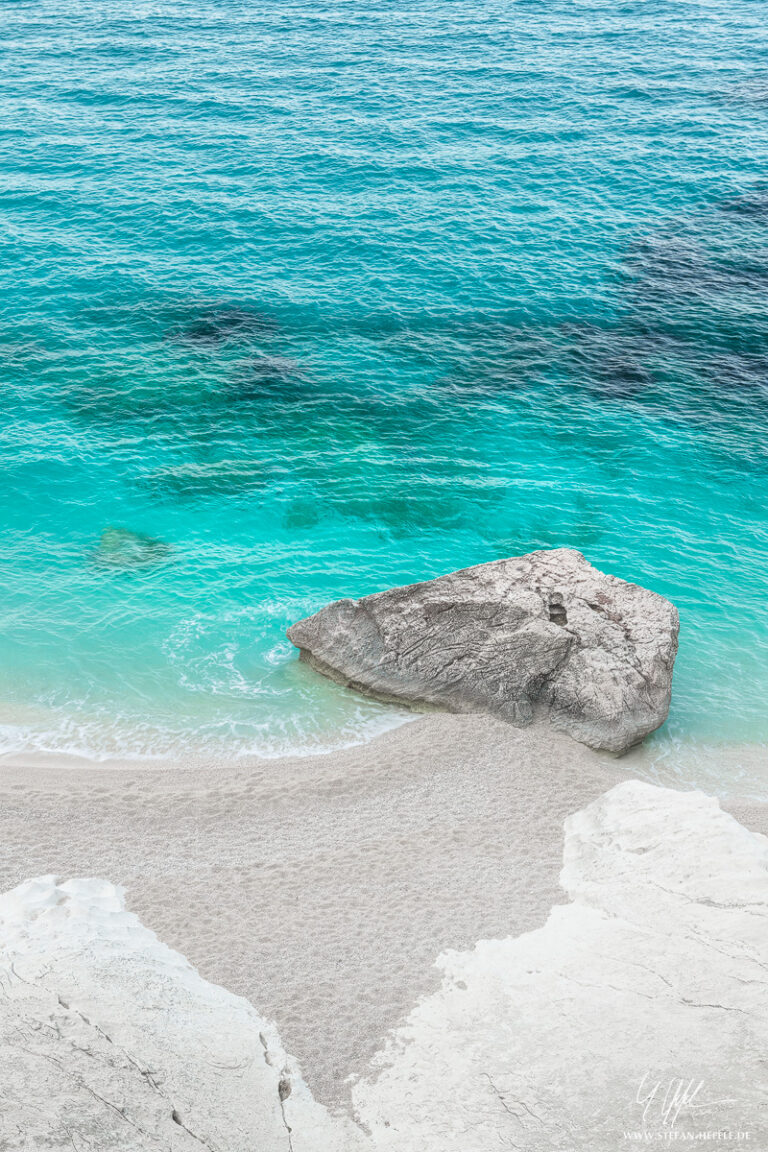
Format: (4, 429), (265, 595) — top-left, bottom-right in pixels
(287, 549), (679, 753)
(0, 876), (361, 1152)
(3, 781), (765, 1151)
(351, 780), (768, 1150)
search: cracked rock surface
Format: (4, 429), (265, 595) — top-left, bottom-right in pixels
(351, 781), (768, 1149)
(0, 876), (361, 1152)
(1, 781), (765, 1150)
(287, 548), (679, 754)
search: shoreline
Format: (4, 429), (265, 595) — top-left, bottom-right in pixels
(1, 710), (766, 800)
(0, 713), (765, 1111)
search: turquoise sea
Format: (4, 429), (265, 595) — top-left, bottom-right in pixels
(1, 1), (767, 773)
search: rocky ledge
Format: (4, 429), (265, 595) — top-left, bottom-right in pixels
(2, 781), (765, 1150)
(287, 549), (679, 754)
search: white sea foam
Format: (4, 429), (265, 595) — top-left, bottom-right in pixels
(0, 694), (415, 766)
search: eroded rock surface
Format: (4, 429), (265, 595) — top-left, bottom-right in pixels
(352, 781), (768, 1150)
(0, 877), (361, 1151)
(287, 548), (679, 753)
(1, 782), (766, 1151)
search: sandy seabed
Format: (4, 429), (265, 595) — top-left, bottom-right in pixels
(0, 713), (764, 1111)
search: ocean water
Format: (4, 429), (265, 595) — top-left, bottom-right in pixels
(1, 0), (767, 768)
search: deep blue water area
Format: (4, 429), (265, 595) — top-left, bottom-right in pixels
(1, 0), (767, 768)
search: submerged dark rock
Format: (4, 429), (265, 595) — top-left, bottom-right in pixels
(166, 305), (276, 346)
(227, 355), (305, 402)
(718, 191), (768, 222)
(287, 549), (679, 754)
(594, 353), (654, 396)
(91, 528), (173, 569)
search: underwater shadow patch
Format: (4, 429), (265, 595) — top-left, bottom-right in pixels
(90, 528), (173, 570)
(717, 188), (768, 223)
(224, 355), (310, 405)
(165, 304), (278, 346)
(569, 202), (768, 416)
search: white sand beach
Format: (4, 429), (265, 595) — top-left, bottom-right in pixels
(0, 713), (764, 1113)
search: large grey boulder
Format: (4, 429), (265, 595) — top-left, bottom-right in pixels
(287, 549), (679, 754)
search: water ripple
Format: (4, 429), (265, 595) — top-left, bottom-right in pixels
(0, 0), (767, 773)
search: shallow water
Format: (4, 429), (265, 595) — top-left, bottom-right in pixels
(1, 0), (767, 767)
